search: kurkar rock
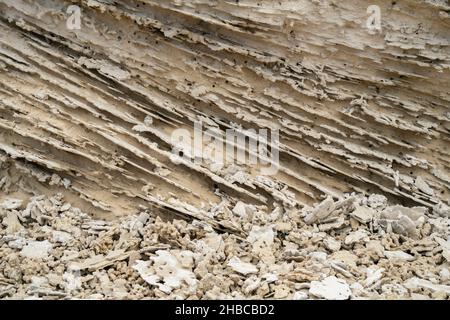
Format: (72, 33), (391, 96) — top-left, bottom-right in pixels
(0, 0), (448, 225)
(0, 0), (449, 301)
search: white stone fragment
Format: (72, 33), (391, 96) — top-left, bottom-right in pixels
(384, 250), (415, 262)
(8, 237), (27, 249)
(439, 268), (450, 281)
(63, 269), (82, 292)
(20, 241), (53, 259)
(309, 276), (351, 300)
(232, 201), (248, 218)
(227, 256), (258, 275)
(433, 202), (450, 218)
(242, 276), (261, 294)
(367, 194), (387, 209)
(3, 212), (23, 234)
(261, 273), (278, 283)
(323, 237), (341, 252)
(132, 260), (163, 290)
(246, 225), (276, 264)
(380, 205), (426, 239)
(404, 277), (450, 295)
(435, 237), (450, 262)
(364, 266), (384, 287)
(344, 229), (369, 246)
(350, 205), (375, 223)
(247, 225), (274, 245)
(350, 282), (365, 297)
(151, 250), (197, 291)
(308, 251), (328, 262)
(304, 196), (335, 225)
(133, 250), (198, 294)
(60, 203), (71, 212)
(52, 231), (73, 244)
(292, 291), (308, 300)
(1, 198), (22, 210)
(381, 283), (408, 297)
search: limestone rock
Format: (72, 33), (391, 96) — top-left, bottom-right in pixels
(350, 205), (375, 224)
(344, 230), (370, 246)
(227, 257), (258, 275)
(404, 277), (450, 295)
(309, 276), (351, 300)
(323, 237), (341, 252)
(433, 203), (450, 218)
(20, 241), (53, 259)
(384, 250), (415, 262)
(1, 198), (22, 210)
(304, 197), (335, 225)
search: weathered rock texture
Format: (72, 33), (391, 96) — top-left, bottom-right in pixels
(0, 0), (449, 223)
(0, 0), (450, 300)
(1, 193), (449, 299)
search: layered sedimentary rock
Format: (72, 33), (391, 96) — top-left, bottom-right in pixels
(1, 0), (450, 301)
(0, 1), (449, 227)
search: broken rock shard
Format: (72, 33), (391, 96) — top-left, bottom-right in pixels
(309, 276), (351, 300)
(0, 0), (449, 300)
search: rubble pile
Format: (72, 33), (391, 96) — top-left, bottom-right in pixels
(1, 193), (449, 300)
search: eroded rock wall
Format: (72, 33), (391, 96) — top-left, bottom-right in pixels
(0, 0), (449, 226)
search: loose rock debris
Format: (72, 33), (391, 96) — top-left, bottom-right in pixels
(1, 193), (449, 300)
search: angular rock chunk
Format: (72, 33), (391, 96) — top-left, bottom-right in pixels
(227, 257), (258, 275)
(309, 276), (351, 300)
(20, 241), (53, 259)
(304, 196), (335, 225)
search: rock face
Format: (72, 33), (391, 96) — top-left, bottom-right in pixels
(0, 0), (449, 300)
(0, 0), (449, 222)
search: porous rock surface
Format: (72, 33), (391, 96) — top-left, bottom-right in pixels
(0, 0), (449, 300)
